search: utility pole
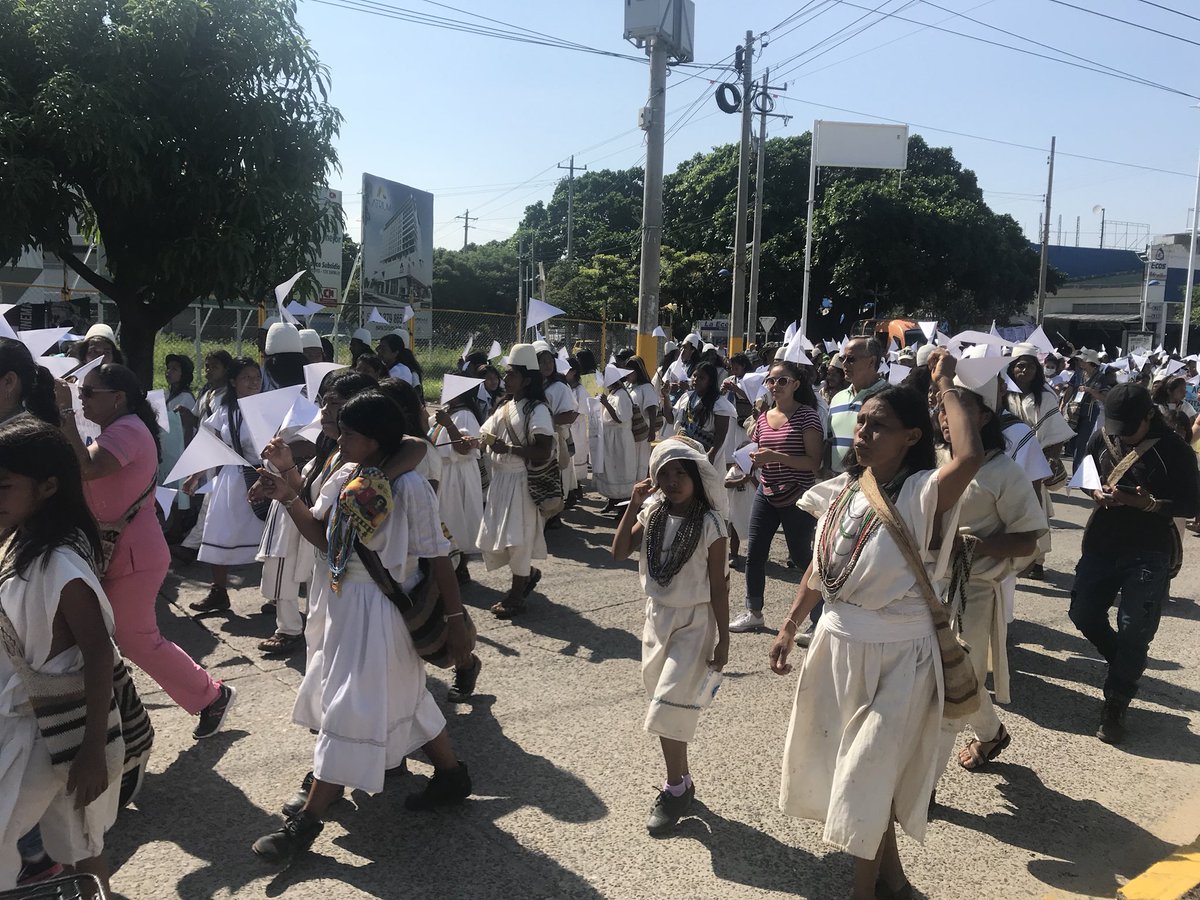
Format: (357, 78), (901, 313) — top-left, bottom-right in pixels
(455, 209), (478, 250)
(747, 68), (786, 352)
(727, 30), (754, 355)
(558, 155), (588, 264)
(516, 237), (525, 342)
(635, 37), (669, 370)
(1036, 136), (1056, 324)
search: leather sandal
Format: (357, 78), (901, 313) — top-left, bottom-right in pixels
(958, 724), (1011, 771)
(490, 593), (526, 619)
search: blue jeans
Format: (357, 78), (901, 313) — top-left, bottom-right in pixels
(18, 826), (44, 862)
(1069, 550), (1170, 703)
(744, 487), (819, 621)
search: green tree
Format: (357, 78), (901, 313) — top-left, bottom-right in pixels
(0, 0), (341, 382)
(432, 240), (518, 313)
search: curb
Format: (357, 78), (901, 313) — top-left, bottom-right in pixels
(1119, 835), (1200, 900)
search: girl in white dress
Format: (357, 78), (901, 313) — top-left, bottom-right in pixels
(769, 351), (983, 900)
(612, 437), (729, 836)
(627, 357), (660, 483)
(596, 373), (636, 512)
(476, 344), (556, 618)
(253, 372), (378, 656)
(251, 391), (473, 866)
(674, 362), (735, 468)
(0, 420), (124, 891)
(185, 358), (267, 612)
(431, 386), (484, 574)
(534, 342), (579, 525)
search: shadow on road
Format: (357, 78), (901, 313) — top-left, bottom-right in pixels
(937, 762), (1174, 898)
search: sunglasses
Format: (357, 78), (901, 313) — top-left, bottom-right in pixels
(764, 376), (795, 386)
(80, 387), (118, 399)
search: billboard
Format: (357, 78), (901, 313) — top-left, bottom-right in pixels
(361, 173), (434, 313)
(315, 187), (344, 306)
(813, 121), (909, 170)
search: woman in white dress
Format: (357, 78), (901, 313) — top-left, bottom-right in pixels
(431, 384), (484, 578)
(934, 377), (1047, 778)
(596, 371), (636, 514)
(535, 342), (579, 527)
(251, 390), (472, 866)
(674, 362), (735, 468)
(1005, 343), (1075, 579)
(565, 359), (590, 503)
(253, 372), (378, 656)
(476, 344), (556, 618)
(627, 357), (659, 482)
(769, 351), (983, 900)
(184, 358), (267, 612)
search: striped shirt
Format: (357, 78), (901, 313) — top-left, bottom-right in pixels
(751, 405), (822, 506)
(827, 379), (887, 474)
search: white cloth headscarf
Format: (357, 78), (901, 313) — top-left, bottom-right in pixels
(648, 436), (730, 522)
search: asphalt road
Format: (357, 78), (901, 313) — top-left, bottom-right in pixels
(105, 486), (1200, 900)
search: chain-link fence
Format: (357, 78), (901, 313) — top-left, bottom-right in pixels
(10, 292), (637, 397)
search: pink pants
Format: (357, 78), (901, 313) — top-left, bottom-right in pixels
(105, 566), (220, 716)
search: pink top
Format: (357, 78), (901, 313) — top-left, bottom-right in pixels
(84, 414), (169, 580)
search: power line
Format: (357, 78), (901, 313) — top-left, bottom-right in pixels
(1131, 0), (1200, 25)
(823, 0), (1200, 99)
(771, 0), (915, 79)
(1048, 0), (1200, 48)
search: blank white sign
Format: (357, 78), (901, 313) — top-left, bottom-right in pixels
(814, 120), (909, 170)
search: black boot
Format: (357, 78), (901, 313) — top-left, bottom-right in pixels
(252, 811), (323, 865)
(1097, 698), (1128, 744)
(404, 762), (472, 811)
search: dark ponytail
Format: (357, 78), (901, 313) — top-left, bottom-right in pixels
(94, 364), (162, 462)
(0, 338), (61, 426)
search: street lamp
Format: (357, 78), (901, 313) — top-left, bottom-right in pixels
(1092, 205), (1106, 249)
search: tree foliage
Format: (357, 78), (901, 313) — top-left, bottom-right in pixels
(0, 0), (342, 381)
(432, 134), (1055, 336)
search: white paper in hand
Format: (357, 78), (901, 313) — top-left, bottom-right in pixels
(440, 374), (484, 407)
(401, 305), (415, 324)
(667, 358), (689, 384)
(368, 307), (388, 325)
(887, 365), (909, 385)
(155, 486), (178, 515)
(525, 298), (565, 331)
(16, 327), (71, 359)
(739, 371), (767, 403)
(278, 394), (321, 442)
(36, 356), (79, 378)
(733, 442), (758, 475)
(1067, 456), (1103, 491)
(69, 355), (104, 381)
(954, 356), (1010, 390)
(147, 389), (171, 434)
(303, 362), (348, 402)
(238, 385), (305, 458)
(918, 321), (937, 341)
(488, 340), (503, 360)
(652, 325), (666, 338)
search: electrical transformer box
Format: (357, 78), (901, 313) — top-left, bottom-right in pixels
(623, 0), (695, 62)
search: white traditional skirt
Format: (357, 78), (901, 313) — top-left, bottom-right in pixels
(727, 482), (754, 540)
(634, 438), (652, 484)
(641, 600), (717, 743)
(293, 569), (446, 795)
(440, 456), (483, 555)
(197, 464), (266, 566)
(476, 456), (546, 571)
(780, 618), (944, 859)
(596, 424), (636, 499)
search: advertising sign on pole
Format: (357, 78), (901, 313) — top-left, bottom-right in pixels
(361, 173), (434, 336)
(315, 187), (344, 306)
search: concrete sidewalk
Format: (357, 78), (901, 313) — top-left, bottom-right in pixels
(106, 489), (1200, 899)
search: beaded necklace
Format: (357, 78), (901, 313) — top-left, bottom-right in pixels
(644, 497), (707, 588)
(816, 470), (907, 598)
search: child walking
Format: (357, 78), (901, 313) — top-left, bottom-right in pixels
(0, 419), (131, 890)
(611, 436), (729, 836)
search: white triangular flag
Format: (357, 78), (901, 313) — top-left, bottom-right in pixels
(603, 364), (633, 388)
(154, 486), (177, 515)
(238, 385), (304, 458)
(461, 334), (475, 360)
(739, 371), (767, 403)
(277, 393), (321, 441)
(667, 358), (688, 383)
(69, 356), (105, 381)
(368, 307), (388, 325)
(488, 341), (503, 360)
(1003, 373), (1022, 394)
(652, 326), (667, 338)
(1067, 455), (1102, 491)
(1131, 354), (1148, 372)
(0, 306), (16, 340)
(36, 356), (80, 378)
(782, 330), (813, 366)
(163, 425), (253, 484)
(16, 327), (71, 359)
(285, 300), (309, 318)
(147, 389), (171, 434)
(555, 357), (571, 375)
(918, 321), (937, 341)
(783, 321), (798, 343)
(887, 365), (909, 385)
(557, 347), (569, 360)
(303, 362), (348, 402)
(525, 298), (565, 331)
(823, 339), (838, 353)
(401, 305), (415, 324)
(440, 374), (484, 407)
(1023, 325), (1054, 354)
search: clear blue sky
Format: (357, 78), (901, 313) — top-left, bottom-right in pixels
(296, 0), (1200, 253)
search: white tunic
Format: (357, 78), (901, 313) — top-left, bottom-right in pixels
(545, 380), (578, 494)
(570, 383), (591, 481)
(0, 548), (121, 876)
(596, 386), (636, 499)
(293, 466), (449, 794)
(780, 470), (961, 858)
(197, 405), (267, 566)
(433, 409), (484, 554)
(476, 400), (552, 568)
(631, 382), (659, 481)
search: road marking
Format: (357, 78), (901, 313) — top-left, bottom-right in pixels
(1119, 834), (1200, 900)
